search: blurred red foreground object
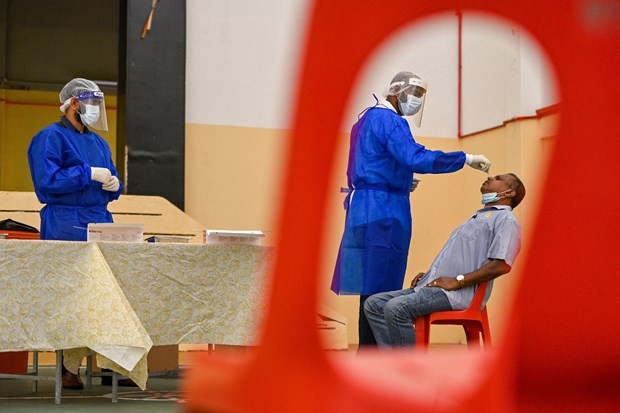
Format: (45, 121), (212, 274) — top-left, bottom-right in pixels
(185, 1), (620, 412)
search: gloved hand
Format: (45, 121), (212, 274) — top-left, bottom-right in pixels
(410, 178), (421, 192)
(466, 154), (491, 173)
(91, 167), (112, 183)
(102, 176), (120, 192)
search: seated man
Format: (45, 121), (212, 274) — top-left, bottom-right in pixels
(364, 173), (525, 347)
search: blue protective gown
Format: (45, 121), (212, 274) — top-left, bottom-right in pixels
(27, 117), (124, 241)
(331, 104), (466, 296)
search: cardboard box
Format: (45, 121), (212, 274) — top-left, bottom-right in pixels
(147, 345), (178, 372)
(0, 351), (29, 374)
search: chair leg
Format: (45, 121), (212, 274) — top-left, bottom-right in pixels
(414, 316), (430, 350)
(464, 325), (482, 350)
(481, 330), (492, 348)
(480, 311), (492, 348)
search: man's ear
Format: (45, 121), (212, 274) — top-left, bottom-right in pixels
(70, 97), (80, 111)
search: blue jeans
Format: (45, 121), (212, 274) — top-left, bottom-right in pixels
(364, 287), (452, 347)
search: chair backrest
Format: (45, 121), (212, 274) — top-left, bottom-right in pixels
(468, 281), (489, 313)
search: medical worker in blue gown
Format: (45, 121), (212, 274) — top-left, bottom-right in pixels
(27, 78), (122, 389)
(28, 78), (123, 243)
(331, 71), (491, 347)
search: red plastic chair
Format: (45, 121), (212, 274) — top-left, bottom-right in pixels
(415, 281), (491, 350)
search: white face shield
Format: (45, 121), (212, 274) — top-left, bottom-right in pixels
(76, 90), (108, 132)
(396, 77), (427, 127)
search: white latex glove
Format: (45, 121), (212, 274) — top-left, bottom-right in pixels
(91, 167), (112, 183)
(465, 154), (491, 173)
(102, 176), (120, 192)
(410, 178), (421, 192)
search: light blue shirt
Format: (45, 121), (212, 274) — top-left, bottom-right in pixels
(414, 205), (521, 310)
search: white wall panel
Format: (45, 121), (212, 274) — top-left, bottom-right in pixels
(520, 36), (559, 111)
(344, 13), (459, 138)
(186, 0), (310, 128)
(462, 13), (558, 135)
(462, 13), (520, 134)
(186, 3), (557, 137)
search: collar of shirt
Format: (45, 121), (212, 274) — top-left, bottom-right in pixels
(59, 115), (89, 133)
(481, 204), (511, 210)
(470, 204), (512, 219)
(376, 98), (398, 114)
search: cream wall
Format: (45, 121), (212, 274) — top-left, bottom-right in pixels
(185, 123), (286, 243)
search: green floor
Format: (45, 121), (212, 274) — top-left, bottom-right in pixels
(0, 367), (184, 412)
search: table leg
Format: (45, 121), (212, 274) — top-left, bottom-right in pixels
(32, 351), (39, 393)
(112, 370), (118, 403)
(86, 354), (93, 390)
(54, 350), (62, 405)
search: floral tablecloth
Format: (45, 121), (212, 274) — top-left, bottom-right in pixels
(0, 240), (152, 388)
(97, 242), (273, 346)
(0, 240), (273, 389)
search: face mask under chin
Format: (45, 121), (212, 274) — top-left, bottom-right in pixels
(481, 190), (510, 205)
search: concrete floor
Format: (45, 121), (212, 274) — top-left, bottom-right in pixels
(0, 366), (185, 413)
(4, 346), (466, 411)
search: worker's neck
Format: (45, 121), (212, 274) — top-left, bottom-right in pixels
(67, 112), (85, 133)
(385, 96), (401, 114)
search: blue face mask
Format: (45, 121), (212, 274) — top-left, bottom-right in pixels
(398, 94), (422, 116)
(481, 190), (508, 205)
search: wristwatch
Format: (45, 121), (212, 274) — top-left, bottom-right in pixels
(456, 274), (465, 288)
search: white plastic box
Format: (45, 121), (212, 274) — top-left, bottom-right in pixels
(204, 230), (264, 245)
(87, 223), (144, 243)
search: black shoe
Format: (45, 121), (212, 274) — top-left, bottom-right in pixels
(101, 368), (112, 386)
(117, 378), (139, 387)
(101, 369), (138, 387)
(62, 371), (84, 390)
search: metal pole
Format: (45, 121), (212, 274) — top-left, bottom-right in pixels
(54, 350), (62, 405)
